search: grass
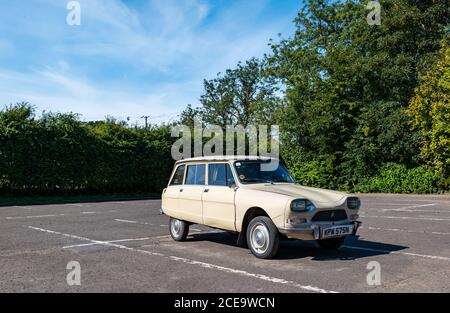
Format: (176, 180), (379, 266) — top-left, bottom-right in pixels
(0, 193), (161, 207)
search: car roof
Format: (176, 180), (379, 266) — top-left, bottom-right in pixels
(175, 155), (278, 164)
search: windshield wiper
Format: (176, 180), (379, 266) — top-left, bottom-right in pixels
(272, 179), (290, 183)
(244, 178), (274, 184)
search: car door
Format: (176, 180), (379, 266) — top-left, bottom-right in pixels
(162, 164), (185, 217)
(202, 163), (237, 231)
(178, 163), (206, 224)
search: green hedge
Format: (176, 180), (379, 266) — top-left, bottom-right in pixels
(0, 103), (444, 196)
(0, 103), (175, 196)
(354, 163), (439, 194)
(290, 160), (441, 194)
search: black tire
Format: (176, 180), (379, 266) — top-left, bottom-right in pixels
(169, 217), (189, 241)
(317, 237), (345, 250)
(246, 216), (279, 259)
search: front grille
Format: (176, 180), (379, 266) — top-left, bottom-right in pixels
(312, 210), (347, 222)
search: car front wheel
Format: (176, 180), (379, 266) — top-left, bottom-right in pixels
(169, 217), (189, 241)
(317, 237), (345, 250)
(246, 216), (279, 259)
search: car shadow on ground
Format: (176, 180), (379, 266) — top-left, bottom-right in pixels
(187, 232), (409, 261)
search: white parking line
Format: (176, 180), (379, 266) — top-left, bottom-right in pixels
(63, 237), (152, 249)
(114, 219), (137, 224)
(64, 230), (221, 248)
(361, 215), (450, 222)
(364, 199), (450, 203)
(151, 230), (223, 241)
(6, 214), (64, 220)
(12, 206), (34, 210)
(169, 256), (336, 293)
(343, 245), (450, 261)
(5, 211), (102, 220)
(65, 204), (84, 207)
(107, 201), (141, 205)
(361, 226), (450, 236)
(381, 203), (438, 212)
(114, 219), (153, 226)
(398, 252), (450, 261)
(381, 209), (450, 213)
(28, 226), (165, 257)
(27, 226), (337, 293)
(152, 235), (173, 240)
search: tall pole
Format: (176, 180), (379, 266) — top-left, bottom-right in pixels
(141, 116), (150, 129)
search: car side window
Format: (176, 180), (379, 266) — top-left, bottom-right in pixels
(208, 163), (236, 187)
(170, 165), (185, 186)
(185, 164), (206, 185)
(208, 164), (227, 186)
(226, 164), (236, 186)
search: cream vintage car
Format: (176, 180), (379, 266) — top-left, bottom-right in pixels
(161, 156), (362, 259)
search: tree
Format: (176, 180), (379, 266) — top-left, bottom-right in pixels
(200, 58), (280, 128)
(407, 39), (450, 183)
(178, 104), (203, 128)
(266, 0), (449, 187)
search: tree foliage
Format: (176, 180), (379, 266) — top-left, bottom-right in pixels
(179, 0), (449, 192)
(264, 0), (449, 190)
(355, 163), (439, 194)
(196, 58), (281, 128)
(407, 39), (450, 186)
(1, 1), (449, 196)
(0, 103), (175, 195)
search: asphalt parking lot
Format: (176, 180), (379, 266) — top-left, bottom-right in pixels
(0, 194), (449, 293)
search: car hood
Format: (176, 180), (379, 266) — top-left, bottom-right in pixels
(243, 184), (348, 207)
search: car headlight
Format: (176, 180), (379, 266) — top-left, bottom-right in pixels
(347, 197), (361, 210)
(291, 199), (316, 213)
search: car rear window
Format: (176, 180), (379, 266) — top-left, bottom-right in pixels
(185, 164), (206, 185)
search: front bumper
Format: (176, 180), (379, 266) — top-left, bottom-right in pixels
(278, 221), (362, 240)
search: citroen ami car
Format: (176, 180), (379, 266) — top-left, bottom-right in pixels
(161, 156), (362, 259)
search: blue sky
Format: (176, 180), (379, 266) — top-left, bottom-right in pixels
(0, 0), (302, 124)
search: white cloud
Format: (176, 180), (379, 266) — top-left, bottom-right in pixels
(0, 68), (197, 124)
(0, 0), (299, 123)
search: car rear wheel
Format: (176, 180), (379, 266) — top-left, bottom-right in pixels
(169, 217), (189, 241)
(246, 216), (279, 259)
(317, 237), (345, 250)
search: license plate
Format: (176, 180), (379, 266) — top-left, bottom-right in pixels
(321, 225), (353, 239)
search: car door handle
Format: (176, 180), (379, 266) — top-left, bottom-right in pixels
(179, 189), (183, 192)
(204, 189), (209, 193)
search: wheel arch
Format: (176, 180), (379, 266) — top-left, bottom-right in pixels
(236, 207), (270, 247)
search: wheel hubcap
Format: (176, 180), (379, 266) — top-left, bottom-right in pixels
(250, 223), (269, 254)
(171, 219), (182, 235)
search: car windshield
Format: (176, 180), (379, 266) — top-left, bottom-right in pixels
(234, 160), (294, 184)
